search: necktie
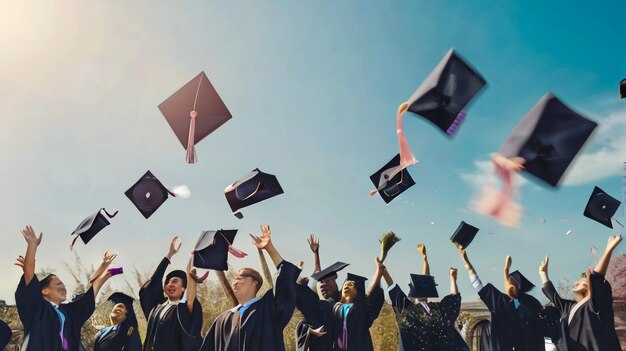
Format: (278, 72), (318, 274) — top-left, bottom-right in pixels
(53, 306), (69, 350)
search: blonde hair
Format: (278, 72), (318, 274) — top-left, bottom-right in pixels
(238, 268), (263, 294)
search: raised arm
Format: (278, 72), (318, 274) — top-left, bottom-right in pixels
(449, 268), (459, 295)
(367, 257), (385, 297)
(216, 270), (237, 308)
(140, 236), (180, 318)
(251, 225), (283, 267)
(186, 254), (209, 313)
(595, 235), (623, 276)
(539, 256), (572, 314)
(457, 245), (483, 292)
(257, 248), (274, 290)
(307, 235), (321, 274)
(503, 255), (512, 288)
(382, 264), (394, 287)
(18, 226), (43, 285)
(417, 243), (430, 276)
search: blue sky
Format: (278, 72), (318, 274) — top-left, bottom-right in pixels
(0, 1), (625, 304)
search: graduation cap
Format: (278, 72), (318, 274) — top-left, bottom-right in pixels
(125, 171), (189, 219)
(224, 168), (284, 219)
(108, 292), (137, 324)
(408, 274), (439, 298)
(498, 93), (597, 187)
(159, 71), (232, 164)
(69, 208), (118, 249)
(369, 154), (416, 203)
(192, 229), (247, 271)
(310, 262), (349, 281)
(583, 186), (622, 228)
(0, 320), (11, 350)
(620, 79), (626, 99)
(508, 270), (535, 293)
(450, 221), (479, 249)
(406, 48), (486, 136)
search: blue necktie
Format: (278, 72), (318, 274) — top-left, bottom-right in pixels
(53, 306), (68, 350)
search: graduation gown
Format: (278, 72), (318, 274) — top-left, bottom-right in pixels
(140, 257), (203, 351)
(93, 318), (142, 351)
(15, 274), (95, 351)
(478, 283), (545, 351)
(388, 285), (469, 351)
(200, 260), (300, 351)
(295, 284), (338, 351)
(542, 272), (621, 351)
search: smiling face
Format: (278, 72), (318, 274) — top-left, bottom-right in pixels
(41, 275), (67, 305)
(109, 303), (128, 324)
(163, 276), (185, 301)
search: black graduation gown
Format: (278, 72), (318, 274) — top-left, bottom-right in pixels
(295, 283), (338, 351)
(388, 285), (469, 351)
(15, 274), (95, 351)
(200, 261), (300, 351)
(542, 272), (621, 351)
(478, 283), (545, 351)
(93, 318), (142, 351)
(140, 257), (203, 351)
(299, 278), (383, 351)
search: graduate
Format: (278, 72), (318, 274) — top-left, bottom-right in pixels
(296, 235), (346, 351)
(93, 293), (142, 351)
(140, 236), (203, 351)
(540, 234), (622, 351)
(0, 320), (12, 350)
(200, 225), (300, 351)
(382, 243), (469, 351)
(14, 225), (117, 351)
(458, 247), (545, 351)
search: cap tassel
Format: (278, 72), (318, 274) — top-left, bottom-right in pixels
(186, 110), (197, 164)
(234, 211), (244, 219)
(228, 245), (248, 258)
(472, 154), (523, 228)
(69, 235), (80, 251)
(168, 185), (191, 198)
(446, 111), (466, 135)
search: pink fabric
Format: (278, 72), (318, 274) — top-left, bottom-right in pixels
(186, 111), (197, 164)
(472, 157), (522, 228)
(228, 246), (248, 258)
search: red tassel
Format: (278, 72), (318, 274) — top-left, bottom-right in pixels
(186, 110), (197, 164)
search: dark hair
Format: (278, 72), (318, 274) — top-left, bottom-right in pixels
(40, 274), (57, 290)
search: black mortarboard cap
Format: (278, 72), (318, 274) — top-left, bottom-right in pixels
(70, 208), (118, 249)
(193, 229), (239, 270)
(125, 171), (175, 219)
(450, 221), (479, 249)
(346, 273), (367, 284)
(108, 292), (137, 324)
(165, 270), (187, 288)
(408, 274), (439, 298)
(508, 270), (535, 293)
(407, 48), (486, 135)
(310, 262), (349, 281)
(620, 79), (626, 99)
(159, 71), (232, 163)
(369, 154), (416, 203)
(0, 320), (10, 350)
(225, 168), (284, 218)
(498, 93), (597, 187)
(583, 186), (621, 228)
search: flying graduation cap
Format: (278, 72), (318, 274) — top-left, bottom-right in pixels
(583, 186), (623, 228)
(474, 93), (597, 228)
(70, 208), (118, 250)
(408, 274), (439, 298)
(450, 221), (479, 249)
(620, 79), (626, 99)
(193, 230), (247, 271)
(369, 154), (416, 203)
(310, 262), (350, 281)
(0, 320), (11, 350)
(125, 170), (190, 219)
(159, 71), (232, 164)
(406, 48), (486, 136)
(224, 168), (284, 219)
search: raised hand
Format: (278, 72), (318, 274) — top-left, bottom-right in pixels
(449, 267), (458, 279)
(606, 235), (623, 253)
(307, 235), (319, 253)
(21, 225), (43, 247)
(167, 236), (182, 260)
(102, 250), (118, 265)
(492, 153), (526, 172)
(250, 225), (272, 250)
(459, 248), (470, 268)
(375, 256), (386, 271)
(417, 243), (427, 257)
(539, 256), (549, 273)
(504, 256), (512, 271)
(14, 255), (25, 271)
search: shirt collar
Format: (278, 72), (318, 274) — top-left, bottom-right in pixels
(231, 296), (261, 312)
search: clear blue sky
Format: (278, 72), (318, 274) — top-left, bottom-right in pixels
(0, 1), (625, 304)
